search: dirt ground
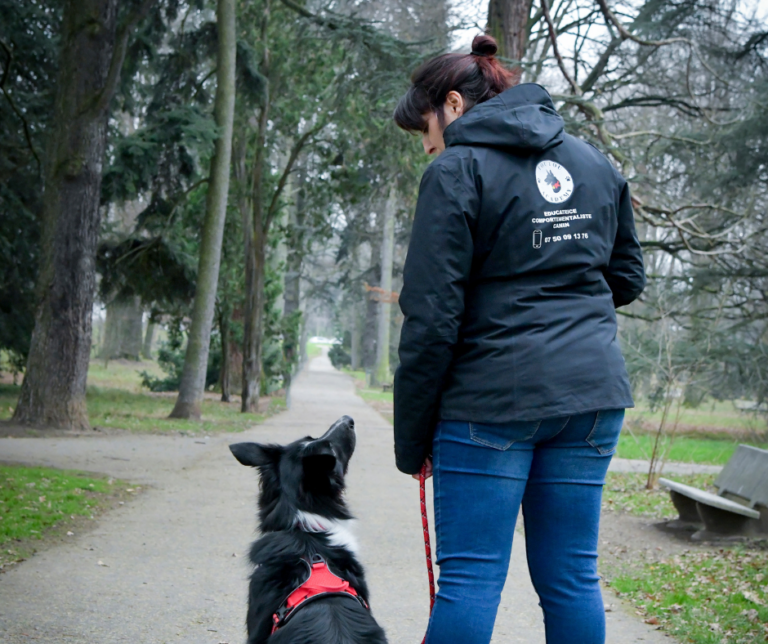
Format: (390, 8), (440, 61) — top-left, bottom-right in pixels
(599, 507), (767, 585)
(599, 510), (706, 577)
(0, 423), (116, 439)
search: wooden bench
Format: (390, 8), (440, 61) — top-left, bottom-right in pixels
(659, 445), (768, 540)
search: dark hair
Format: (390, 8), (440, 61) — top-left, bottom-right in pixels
(394, 34), (518, 132)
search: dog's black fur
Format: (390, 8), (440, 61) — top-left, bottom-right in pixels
(230, 415), (388, 644)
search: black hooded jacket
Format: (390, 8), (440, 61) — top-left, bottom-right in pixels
(393, 83), (645, 474)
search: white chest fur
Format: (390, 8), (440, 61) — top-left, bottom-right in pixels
(295, 511), (359, 555)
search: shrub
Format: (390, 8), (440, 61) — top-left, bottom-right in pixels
(140, 324), (220, 392)
(328, 344), (351, 369)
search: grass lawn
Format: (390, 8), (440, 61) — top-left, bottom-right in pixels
(610, 548), (768, 644)
(602, 472), (716, 519)
(343, 369), (394, 404)
(0, 360), (286, 435)
(625, 400), (766, 434)
(0, 384), (285, 434)
(0, 464), (133, 568)
(306, 342), (323, 360)
(86, 358), (164, 391)
(616, 432), (768, 465)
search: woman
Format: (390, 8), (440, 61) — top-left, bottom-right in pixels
(392, 35), (645, 644)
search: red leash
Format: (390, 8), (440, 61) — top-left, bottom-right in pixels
(419, 464), (436, 644)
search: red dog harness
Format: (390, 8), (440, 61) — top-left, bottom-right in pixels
(271, 554), (369, 634)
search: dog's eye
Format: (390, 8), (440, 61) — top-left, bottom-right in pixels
(304, 454), (336, 473)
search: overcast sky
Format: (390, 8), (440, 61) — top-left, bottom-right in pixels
(449, 0), (768, 52)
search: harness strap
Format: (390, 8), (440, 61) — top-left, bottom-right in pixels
(271, 554), (368, 635)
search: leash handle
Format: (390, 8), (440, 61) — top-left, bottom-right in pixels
(420, 463), (435, 644)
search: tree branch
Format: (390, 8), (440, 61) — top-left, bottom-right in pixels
(602, 95), (707, 117)
(632, 194), (758, 257)
(596, 0), (731, 87)
(278, 0), (427, 52)
(579, 35), (621, 94)
(265, 122), (326, 231)
(553, 94), (628, 166)
(541, 0), (581, 95)
(595, 0), (689, 47)
(278, 0), (351, 31)
(88, 0), (157, 117)
(611, 130), (710, 145)
(0, 39), (42, 175)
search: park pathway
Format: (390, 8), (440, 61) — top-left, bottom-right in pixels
(0, 355), (673, 644)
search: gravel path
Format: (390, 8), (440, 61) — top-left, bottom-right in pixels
(0, 355), (674, 643)
(610, 457), (722, 475)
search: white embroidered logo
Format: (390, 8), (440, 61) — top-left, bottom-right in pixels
(535, 161), (574, 204)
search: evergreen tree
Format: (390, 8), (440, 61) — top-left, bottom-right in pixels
(13, 0), (156, 429)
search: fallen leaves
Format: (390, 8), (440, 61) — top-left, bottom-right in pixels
(741, 608), (759, 623)
(744, 590), (765, 606)
(602, 472), (717, 520)
(611, 547), (768, 643)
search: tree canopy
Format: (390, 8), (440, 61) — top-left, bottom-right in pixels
(2, 0), (767, 430)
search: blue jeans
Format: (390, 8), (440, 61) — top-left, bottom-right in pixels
(426, 410), (624, 644)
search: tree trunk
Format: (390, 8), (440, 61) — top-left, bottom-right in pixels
(218, 306), (231, 402)
(239, 125), (268, 413)
(299, 319), (308, 366)
(487, 0), (534, 62)
(13, 0), (124, 429)
(373, 189), (396, 386)
(241, 209), (267, 413)
(101, 297), (142, 360)
(101, 303), (120, 361)
(170, 0), (236, 419)
(362, 228), (382, 371)
(123, 296), (143, 360)
(362, 294), (379, 371)
(281, 163), (306, 390)
(351, 300), (362, 370)
(241, 0), (271, 414)
(142, 317), (156, 359)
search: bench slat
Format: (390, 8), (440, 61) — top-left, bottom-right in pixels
(715, 445), (768, 508)
(658, 478), (761, 519)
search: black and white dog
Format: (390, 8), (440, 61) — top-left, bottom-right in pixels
(230, 415), (388, 644)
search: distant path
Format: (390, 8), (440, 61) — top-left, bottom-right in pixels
(611, 458), (722, 475)
(0, 354), (673, 643)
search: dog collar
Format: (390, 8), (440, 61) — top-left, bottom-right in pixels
(271, 554), (369, 635)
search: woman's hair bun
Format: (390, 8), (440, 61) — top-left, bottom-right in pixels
(471, 34), (498, 58)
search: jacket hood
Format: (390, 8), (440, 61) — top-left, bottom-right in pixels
(444, 83), (564, 152)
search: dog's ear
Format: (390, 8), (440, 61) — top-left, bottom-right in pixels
(302, 440), (338, 474)
(229, 442), (282, 467)
(303, 439), (335, 459)
(301, 440), (341, 477)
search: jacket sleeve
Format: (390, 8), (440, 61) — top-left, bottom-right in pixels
(605, 180), (646, 308)
(393, 161), (477, 474)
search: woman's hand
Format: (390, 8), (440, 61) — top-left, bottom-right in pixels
(412, 457), (433, 480)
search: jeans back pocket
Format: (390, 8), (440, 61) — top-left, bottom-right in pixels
(469, 420), (542, 451)
(585, 409), (625, 455)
